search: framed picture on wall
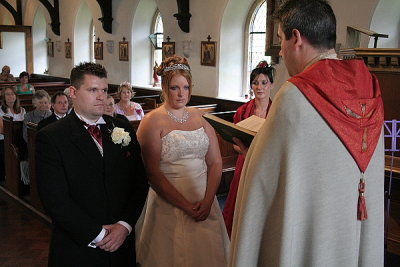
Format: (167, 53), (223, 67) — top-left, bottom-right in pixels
(65, 40), (72, 59)
(94, 40), (103, 60)
(200, 41), (216, 66)
(162, 41), (175, 60)
(265, 0), (282, 63)
(119, 38), (129, 61)
(47, 40), (54, 57)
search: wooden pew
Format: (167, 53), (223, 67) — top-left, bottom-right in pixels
(3, 116), (26, 197)
(27, 122), (44, 212)
(385, 155), (400, 255)
(189, 104), (218, 113)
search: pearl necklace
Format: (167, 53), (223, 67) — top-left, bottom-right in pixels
(166, 107), (190, 123)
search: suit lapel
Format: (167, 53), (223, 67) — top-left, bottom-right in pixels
(68, 113), (104, 170)
(101, 117), (121, 177)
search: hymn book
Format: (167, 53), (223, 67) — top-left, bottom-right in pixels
(203, 114), (265, 147)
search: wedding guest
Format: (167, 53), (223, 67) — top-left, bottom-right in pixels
(16, 71), (35, 95)
(37, 62), (148, 266)
(23, 89), (52, 141)
(105, 95), (129, 121)
(21, 89), (51, 186)
(222, 60), (274, 237)
(64, 86), (73, 113)
(0, 65), (16, 82)
(135, 55), (229, 267)
(115, 82), (144, 121)
(229, 0), (384, 266)
(0, 87), (26, 181)
(37, 92), (69, 130)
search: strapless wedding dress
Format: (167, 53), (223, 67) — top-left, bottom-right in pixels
(136, 127), (229, 267)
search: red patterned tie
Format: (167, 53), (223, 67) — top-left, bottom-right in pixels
(86, 125), (103, 147)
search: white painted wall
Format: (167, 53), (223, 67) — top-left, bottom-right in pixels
(368, 0), (400, 48)
(0, 32), (26, 75)
(32, 7), (47, 74)
(74, 2), (92, 66)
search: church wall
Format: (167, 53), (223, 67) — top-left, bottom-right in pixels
(2, 0), (398, 99)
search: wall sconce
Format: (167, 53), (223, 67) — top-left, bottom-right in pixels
(183, 40), (192, 58)
(106, 40), (114, 53)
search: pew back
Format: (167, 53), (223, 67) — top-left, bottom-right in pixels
(3, 116), (26, 197)
(27, 122), (44, 212)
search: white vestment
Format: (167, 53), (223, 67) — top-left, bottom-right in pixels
(229, 81), (384, 267)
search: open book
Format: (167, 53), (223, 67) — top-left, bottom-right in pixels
(203, 113), (265, 147)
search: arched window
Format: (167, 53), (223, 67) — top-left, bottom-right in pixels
(246, 1), (270, 91)
(150, 11), (164, 67)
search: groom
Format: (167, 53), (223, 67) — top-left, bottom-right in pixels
(37, 62), (148, 266)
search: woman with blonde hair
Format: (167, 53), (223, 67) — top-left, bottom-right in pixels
(115, 81), (144, 120)
(135, 55), (229, 267)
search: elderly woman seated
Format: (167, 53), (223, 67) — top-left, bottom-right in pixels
(20, 89), (52, 187)
(0, 65), (16, 82)
(23, 89), (52, 141)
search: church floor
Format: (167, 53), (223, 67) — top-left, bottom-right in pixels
(0, 186), (399, 267)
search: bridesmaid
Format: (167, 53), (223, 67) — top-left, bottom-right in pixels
(222, 60), (275, 237)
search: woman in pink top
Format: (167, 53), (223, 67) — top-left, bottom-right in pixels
(115, 81), (144, 121)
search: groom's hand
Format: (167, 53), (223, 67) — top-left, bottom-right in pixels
(96, 224), (129, 252)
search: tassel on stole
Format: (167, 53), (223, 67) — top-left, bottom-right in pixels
(357, 175), (368, 221)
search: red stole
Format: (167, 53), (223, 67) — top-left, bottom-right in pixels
(289, 59), (384, 220)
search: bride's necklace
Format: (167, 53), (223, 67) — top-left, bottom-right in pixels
(166, 107), (190, 123)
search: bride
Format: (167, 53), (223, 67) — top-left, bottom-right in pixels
(135, 55), (229, 267)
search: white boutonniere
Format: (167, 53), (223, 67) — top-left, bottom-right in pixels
(111, 127), (131, 146)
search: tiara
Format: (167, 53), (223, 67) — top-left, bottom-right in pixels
(164, 64), (190, 74)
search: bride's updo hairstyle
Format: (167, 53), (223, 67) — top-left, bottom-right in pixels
(157, 55), (192, 103)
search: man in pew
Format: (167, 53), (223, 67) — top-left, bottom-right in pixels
(37, 92), (69, 130)
(229, 0), (384, 266)
(36, 62), (148, 267)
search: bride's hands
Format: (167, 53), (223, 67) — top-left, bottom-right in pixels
(191, 199), (213, 222)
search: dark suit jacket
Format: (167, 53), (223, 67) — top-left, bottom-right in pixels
(37, 113), (58, 130)
(37, 112), (148, 267)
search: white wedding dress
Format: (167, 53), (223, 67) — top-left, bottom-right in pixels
(136, 127), (229, 267)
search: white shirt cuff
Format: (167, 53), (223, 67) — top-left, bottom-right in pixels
(117, 221), (132, 234)
(88, 228), (107, 248)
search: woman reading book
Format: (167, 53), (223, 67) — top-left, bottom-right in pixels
(135, 55), (229, 266)
(223, 60), (275, 237)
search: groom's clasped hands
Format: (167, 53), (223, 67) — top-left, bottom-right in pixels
(96, 224), (129, 252)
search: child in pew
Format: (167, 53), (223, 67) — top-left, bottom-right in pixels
(16, 72), (35, 95)
(21, 90), (52, 186)
(0, 86), (26, 182)
(115, 81), (144, 121)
